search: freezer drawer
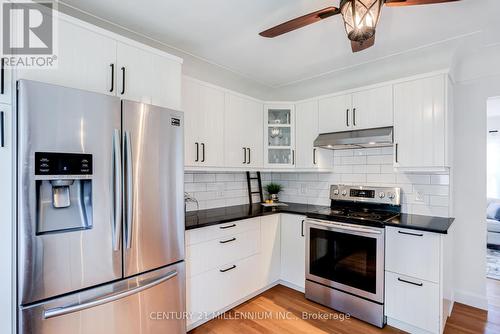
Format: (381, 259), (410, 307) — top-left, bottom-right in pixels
(19, 262), (186, 334)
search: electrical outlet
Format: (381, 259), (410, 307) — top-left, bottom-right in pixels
(415, 191), (424, 202)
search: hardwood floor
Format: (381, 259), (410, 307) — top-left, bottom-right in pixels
(189, 283), (499, 334)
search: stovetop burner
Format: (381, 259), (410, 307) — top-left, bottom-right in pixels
(314, 207), (399, 223)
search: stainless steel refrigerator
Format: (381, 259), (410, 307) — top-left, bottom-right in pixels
(17, 80), (185, 334)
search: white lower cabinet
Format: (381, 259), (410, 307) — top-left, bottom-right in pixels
(385, 272), (440, 334)
(385, 226), (454, 334)
(260, 215), (281, 286)
(280, 214), (306, 290)
(187, 254), (261, 326)
(186, 214), (307, 329)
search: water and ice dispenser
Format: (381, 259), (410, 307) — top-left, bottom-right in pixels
(35, 152), (93, 234)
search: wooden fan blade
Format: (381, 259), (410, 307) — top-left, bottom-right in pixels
(259, 7), (340, 38)
(351, 35), (376, 53)
(385, 0), (460, 7)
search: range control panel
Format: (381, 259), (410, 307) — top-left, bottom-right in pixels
(330, 184), (401, 205)
(35, 152), (93, 175)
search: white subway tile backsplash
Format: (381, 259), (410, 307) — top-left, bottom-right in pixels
(413, 184), (449, 196)
(431, 175), (450, 185)
(194, 173), (216, 183)
(184, 173), (194, 183)
(341, 156), (367, 165)
(185, 182), (207, 192)
(215, 173), (235, 182)
(184, 148), (450, 217)
(367, 173), (396, 184)
(367, 155), (393, 165)
(396, 174), (431, 185)
(341, 173), (367, 183)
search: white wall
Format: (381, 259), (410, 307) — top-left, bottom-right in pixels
(449, 43), (500, 310)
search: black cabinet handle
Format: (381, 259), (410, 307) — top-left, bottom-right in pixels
(220, 224), (236, 230)
(353, 108), (356, 126)
(195, 142), (199, 162)
(120, 67), (126, 95)
(247, 148), (251, 164)
(219, 237), (236, 244)
(1, 57), (4, 95)
(201, 143), (205, 162)
(397, 277), (423, 287)
(292, 150), (295, 165)
(313, 148), (317, 165)
(346, 109), (349, 127)
(398, 230), (423, 237)
(395, 143), (399, 163)
(243, 147), (247, 164)
(220, 265), (236, 273)
(301, 220), (305, 237)
(109, 64), (114, 93)
(0, 111), (4, 147)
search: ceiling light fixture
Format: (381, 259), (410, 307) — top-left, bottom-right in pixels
(340, 0), (383, 42)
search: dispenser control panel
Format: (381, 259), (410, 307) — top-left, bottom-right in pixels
(35, 152), (93, 175)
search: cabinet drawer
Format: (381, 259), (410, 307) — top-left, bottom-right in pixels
(186, 218), (260, 246)
(187, 254), (261, 326)
(187, 228), (261, 278)
(385, 227), (440, 283)
(385, 271), (439, 333)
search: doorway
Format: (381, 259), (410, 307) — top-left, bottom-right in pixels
(486, 97), (500, 281)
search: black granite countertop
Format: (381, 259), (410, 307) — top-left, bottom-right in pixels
(185, 202), (455, 234)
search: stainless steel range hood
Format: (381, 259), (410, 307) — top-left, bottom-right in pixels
(313, 126), (393, 150)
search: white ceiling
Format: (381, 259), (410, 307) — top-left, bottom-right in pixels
(60, 0), (495, 88)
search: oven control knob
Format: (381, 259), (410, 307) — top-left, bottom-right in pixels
(388, 192), (395, 200)
(378, 192), (385, 199)
(341, 190), (347, 196)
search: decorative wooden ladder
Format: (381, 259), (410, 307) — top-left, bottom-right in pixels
(246, 171), (264, 205)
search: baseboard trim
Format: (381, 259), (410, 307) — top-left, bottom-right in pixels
(386, 317), (433, 334)
(187, 281), (280, 331)
(453, 289), (488, 310)
(277, 279), (305, 293)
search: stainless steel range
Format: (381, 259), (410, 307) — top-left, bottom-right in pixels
(305, 184), (401, 328)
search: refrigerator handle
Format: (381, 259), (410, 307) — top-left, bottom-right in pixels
(43, 270), (178, 319)
(112, 129), (122, 251)
(124, 131), (134, 249)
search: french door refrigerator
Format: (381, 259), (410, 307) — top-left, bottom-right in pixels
(16, 80), (185, 334)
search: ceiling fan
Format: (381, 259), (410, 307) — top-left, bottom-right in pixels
(259, 0), (460, 52)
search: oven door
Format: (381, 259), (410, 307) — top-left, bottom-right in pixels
(305, 219), (384, 303)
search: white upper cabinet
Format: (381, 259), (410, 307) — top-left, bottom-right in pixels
(351, 85), (393, 130)
(16, 18), (117, 95)
(318, 94), (352, 133)
(116, 42), (153, 104)
(0, 58), (12, 104)
(224, 93), (263, 168)
(318, 85), (393, 134)
(182, 78), (225, 167)
(151, 53), (182, 110)
(295, 100), (333, 169)
(264, 104), (295, 168)
(394, 75), (449, 170)
(15, 15), (182, 110)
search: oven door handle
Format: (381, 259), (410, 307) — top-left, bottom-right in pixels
(305, 219), (382, 235)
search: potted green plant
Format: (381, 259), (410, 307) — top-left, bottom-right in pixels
(265, 183), (282, 203)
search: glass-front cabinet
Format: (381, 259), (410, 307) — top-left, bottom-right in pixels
(264, 104), (295, 168)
